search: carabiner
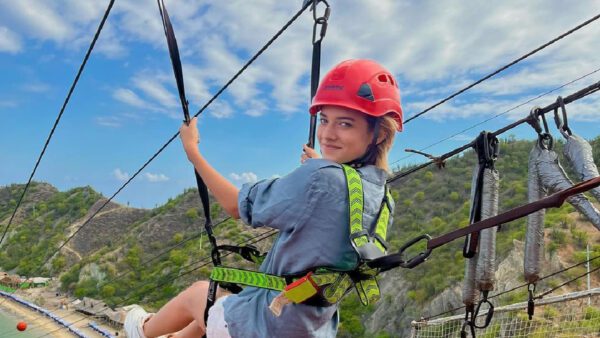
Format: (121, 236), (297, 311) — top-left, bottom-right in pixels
(527, 283), (536, 320)
(311, 0), (330, 44)
(528, 107), (553, 150)
(473, 291), (494, 329)
(460, 309), (477, 338)
(398, 234), (432, 268)
(553, 96), (572, 138)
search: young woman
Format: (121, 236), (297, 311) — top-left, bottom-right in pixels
(124, 59), (403, 338)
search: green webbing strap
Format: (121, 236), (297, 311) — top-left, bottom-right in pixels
(209, 165), (391, 307)
(211, 267), (287, 291)
(355, 277), (380, 305)
(342, 165), (367, 247)
(373, 188), (392, 252)
(322, 273), (353, 304)
(341, 165), (386, 306)
(211, 267), (340, 292)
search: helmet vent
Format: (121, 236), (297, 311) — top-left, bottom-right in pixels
(357, 83), (375, 101)
(377, 74), (388, 83)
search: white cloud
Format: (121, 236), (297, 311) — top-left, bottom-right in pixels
(133, 76), (179, 110)
(0, 100), (18, 109)
(230, 172), (258, 185)
(4, 0), (600, 125)
(144, 172), (170, 182)
(20, 82), (50, 93)
(207, 101), (234, 119)
(95, 116), (123, 128)
(3, 1), (73, 43)
(113, 88), (148, 108)
(113, 168), (129, 181)
(0, 26), (22, 53)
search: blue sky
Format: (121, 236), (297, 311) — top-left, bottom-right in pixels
(1, 0), (600, 208)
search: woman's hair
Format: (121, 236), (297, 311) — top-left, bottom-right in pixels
(366, 114), (398, 173)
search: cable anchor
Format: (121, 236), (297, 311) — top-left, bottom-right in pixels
(405, 149), (446, 169)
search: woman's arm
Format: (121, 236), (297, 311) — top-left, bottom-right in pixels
(180, 117), (240, 219)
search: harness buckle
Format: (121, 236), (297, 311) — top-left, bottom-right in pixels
(269, 272), (320, 316)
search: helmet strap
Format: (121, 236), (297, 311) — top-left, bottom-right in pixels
(346, 118), (380, 168)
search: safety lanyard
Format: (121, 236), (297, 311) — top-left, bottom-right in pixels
(463, 132), (499, 258)
(306, 0), (330, 148)
(156, 0), (220, 267)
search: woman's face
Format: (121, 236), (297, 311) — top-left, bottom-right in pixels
(317, 105), (373, 164)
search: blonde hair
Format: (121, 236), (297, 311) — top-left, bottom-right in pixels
(369, 114), (398, 173)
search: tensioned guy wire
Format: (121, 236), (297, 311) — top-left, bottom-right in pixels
(0, 0), (116, 247)
(28, 1), (313, 279)
(33, 228), (279, 338)
(389, 66), (600, 169)
(403, 13), (600, 124)
(421, 254), (600, 321)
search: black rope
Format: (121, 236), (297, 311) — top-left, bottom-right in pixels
(389, 66), (600, 169)
(33, 228), (279, 338)
(388, 79), (600, 184)
(404, 13), (600, 124)
(536, 265), (600, 299)
(94, 217), (232, 291)
(421, 254), (600, 321)
(19, 227), (277, 336)
(23, 1), (312, 281)
(0, 0), (116, 247)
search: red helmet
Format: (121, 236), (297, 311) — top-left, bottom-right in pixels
(309, 59), (403, 131)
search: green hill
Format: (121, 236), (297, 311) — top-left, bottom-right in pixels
(0, 136), (599, 337)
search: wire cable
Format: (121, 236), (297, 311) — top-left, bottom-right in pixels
(421, 254), (600, 321)
(387, 79), (600, 183)
(403, 13), (600, 124)
(33, 228), (279, 338)
(28, 1), (311, 278)
(0, 0), (116, 247)
(390, 66), (600, 169)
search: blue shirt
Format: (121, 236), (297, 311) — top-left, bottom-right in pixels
(223, 159), (393, 338)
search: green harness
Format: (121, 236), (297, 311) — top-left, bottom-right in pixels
(210, 164), (392, 307)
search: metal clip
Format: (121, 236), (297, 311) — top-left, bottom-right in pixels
(398, 234), (432, 268)
(311, 0), (330, 44)
(473, 290), (494, 329)
(528, 107), (554, 150)
(553, 96), (572, 138)
(527, 283), (536, 320)
(461, 307), (477, 338)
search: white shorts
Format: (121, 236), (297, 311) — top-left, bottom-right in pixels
(206, 296), (232, 338)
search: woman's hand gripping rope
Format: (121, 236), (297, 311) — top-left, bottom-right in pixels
(180, 116), (201, 159)
(301, 144), (320, 163)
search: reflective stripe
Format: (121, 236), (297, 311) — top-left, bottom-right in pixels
(374, 188), (392, 252)
(211, 267), (340, 293)
(355, 277), (380, 305)
(211, 267), (287, 291)
(210, 165), (392, 307)
(342, 165), (367, 247)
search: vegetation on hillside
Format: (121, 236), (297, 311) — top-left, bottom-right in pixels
(0, 136), (598, 337)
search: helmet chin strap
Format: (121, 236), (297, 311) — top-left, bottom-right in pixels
(345, 120), (380, 168)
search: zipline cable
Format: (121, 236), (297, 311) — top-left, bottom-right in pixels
(33, 228), (279, 338)
(421, 254), (600, 321)
(389, 66), (600, 169)
(388, 80), (600, 184)
(0, 0), (116, 247)
(16, 226), (277, 336)
(27, 1), (312, 279)
(403, 13), (600, 125)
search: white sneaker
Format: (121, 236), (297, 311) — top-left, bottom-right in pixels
(124, 305), (151, 338)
